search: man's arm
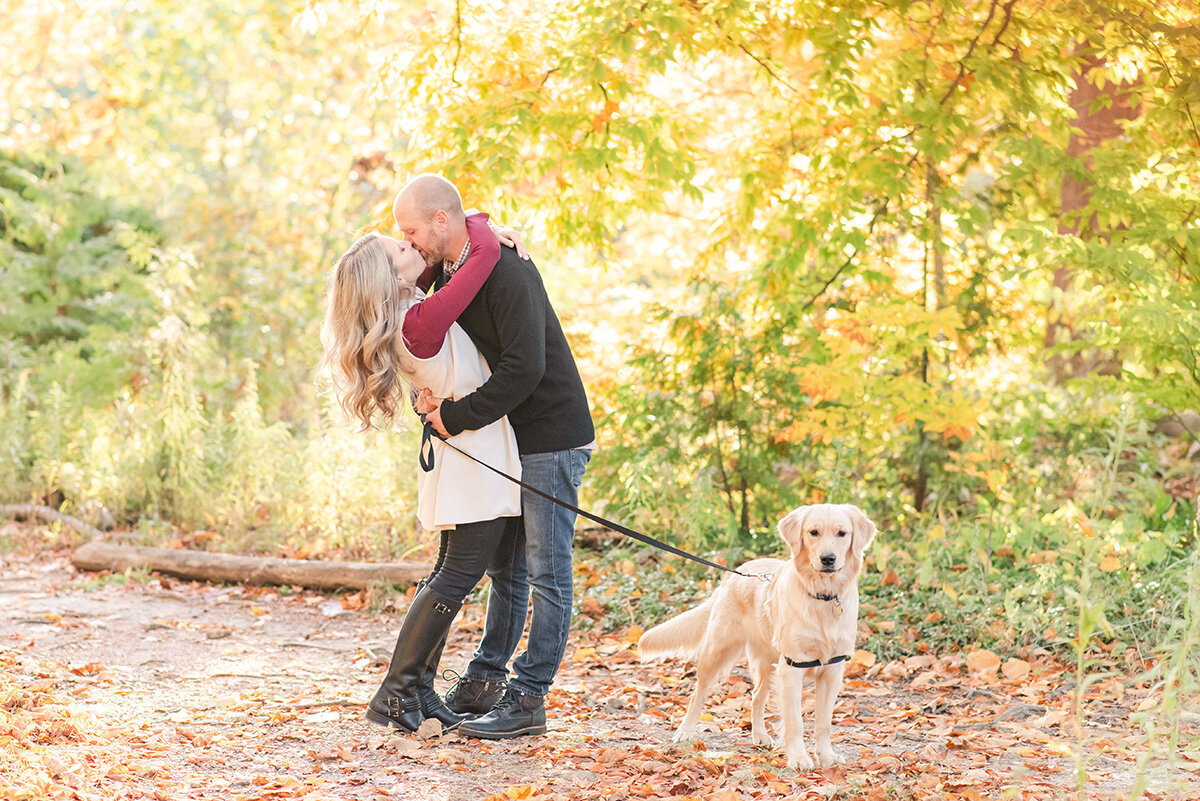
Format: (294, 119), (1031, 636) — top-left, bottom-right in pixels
(436, 258), (546, 436)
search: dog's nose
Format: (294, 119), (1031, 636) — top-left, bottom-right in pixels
(820, 553), (837, 568)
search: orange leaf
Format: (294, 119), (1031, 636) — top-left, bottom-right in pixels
(966, 649), (1001, 676)
(1002, 658), (1031, 681)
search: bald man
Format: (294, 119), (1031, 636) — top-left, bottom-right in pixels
(394, 174), (595, 739)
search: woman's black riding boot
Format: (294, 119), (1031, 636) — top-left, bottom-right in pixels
(417, 628), (470, 728)
(365, 586), (461, 731)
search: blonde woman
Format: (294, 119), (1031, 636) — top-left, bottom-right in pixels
(320, 214), (522, 732)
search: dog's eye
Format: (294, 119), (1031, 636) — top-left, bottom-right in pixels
(837, 530), (847, 537)
(808, 529), (819, 537)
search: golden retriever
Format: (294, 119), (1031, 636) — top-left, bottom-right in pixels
(638, 504), (876, 769)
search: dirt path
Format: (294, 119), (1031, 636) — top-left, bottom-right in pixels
(2, 550), (1197, 801)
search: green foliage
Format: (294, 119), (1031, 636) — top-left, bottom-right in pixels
(0, 151), (158, 375)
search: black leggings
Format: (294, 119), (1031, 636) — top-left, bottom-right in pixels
(424, 516), (516, 602)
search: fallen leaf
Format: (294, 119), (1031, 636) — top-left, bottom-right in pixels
(302, 710), (340, 723)
(704, 789), (743, 800)
(68, 662), (103, 676)
(1002, 658), (1031, 681)
(579, 597), (605, 617)
(416, 717), (443, 740)
(966, 649), (1001, 676)
(845, 649), (877, 677)
(851, 649), (877, 668)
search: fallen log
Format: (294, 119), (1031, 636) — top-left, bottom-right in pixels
(70, 541), (433, 591)
(2, 504), (105, 539)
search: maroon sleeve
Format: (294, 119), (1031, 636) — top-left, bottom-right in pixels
(415, 260), (440, 293)
(402, 213), (500, 358)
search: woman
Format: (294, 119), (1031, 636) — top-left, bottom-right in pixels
(320, 213), (521, 732)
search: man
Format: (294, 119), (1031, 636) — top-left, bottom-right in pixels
(394, 174), (595, 739)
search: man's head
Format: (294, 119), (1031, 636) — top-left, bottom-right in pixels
(392, 174), (467, 269)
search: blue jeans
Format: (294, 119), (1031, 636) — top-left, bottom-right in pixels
(462, 448), (590, 697)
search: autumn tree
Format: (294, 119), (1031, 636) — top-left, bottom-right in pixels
(368, 0), (1200, 533)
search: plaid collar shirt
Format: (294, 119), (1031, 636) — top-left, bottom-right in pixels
(442, 238), (471, 279)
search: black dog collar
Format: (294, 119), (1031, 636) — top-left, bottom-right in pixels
(785, 654), (851, 669)
(808, 592), (843, 615)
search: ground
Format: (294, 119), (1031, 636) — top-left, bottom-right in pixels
(1, 546), (1198, 801)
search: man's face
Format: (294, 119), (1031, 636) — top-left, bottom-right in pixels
(393, 196), (449, 269)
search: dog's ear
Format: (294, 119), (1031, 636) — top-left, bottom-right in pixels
(777, 506), (812, 556)
(845, 505), (877, 559)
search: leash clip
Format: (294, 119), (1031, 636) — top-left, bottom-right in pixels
(741, 571), (772, 583)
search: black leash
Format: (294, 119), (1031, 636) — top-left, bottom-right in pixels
(420, 423), (764, 580)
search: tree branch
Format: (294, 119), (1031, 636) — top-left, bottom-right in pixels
(732, 39), (801, 96)
(937, 0), (1003, 106)
(805, 0), (1012, 309)
(451, 0), (463, 86)
(1129, 24), (1200, 155)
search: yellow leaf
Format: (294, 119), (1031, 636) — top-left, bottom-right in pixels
(928, 524), (945, 541)
(1099, 555), (1121, 572)
(941, 582), (958, 601)
(850, 649), (876, 668)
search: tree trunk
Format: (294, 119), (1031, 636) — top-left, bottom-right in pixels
(1045, 51), (1139, 382)
(70, 541), (433, 591)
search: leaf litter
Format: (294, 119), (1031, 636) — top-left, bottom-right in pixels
(1, 551), (1197, 801)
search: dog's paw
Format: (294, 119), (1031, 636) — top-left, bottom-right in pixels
(670, 728), (697, 744)
(786, 750), (815, 771)
(816, 749), (846, 767)
(751, 730), (777, 748)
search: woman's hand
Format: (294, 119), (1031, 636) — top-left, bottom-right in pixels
(415, 387), (441, 415)
(416, 388), (451, 437)
(489, 223), (530, 260)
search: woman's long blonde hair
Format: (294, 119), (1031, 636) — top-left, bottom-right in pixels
(319, 233), (418, 429)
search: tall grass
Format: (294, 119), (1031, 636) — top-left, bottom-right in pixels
(1130, 516), (1200, 798)
(0, 322), (428, 561)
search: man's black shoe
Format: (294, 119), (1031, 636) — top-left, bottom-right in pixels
(443, 675), (507, 715)
(457, 687), (546, 739)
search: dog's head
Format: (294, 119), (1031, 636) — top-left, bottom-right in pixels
(778, 504), (877, 578)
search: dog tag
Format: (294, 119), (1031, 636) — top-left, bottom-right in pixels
(833, 599), (843, 616)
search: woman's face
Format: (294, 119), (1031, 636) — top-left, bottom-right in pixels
(381, 236), (425, 284)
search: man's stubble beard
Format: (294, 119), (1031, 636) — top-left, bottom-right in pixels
(425, 230), (450, 269)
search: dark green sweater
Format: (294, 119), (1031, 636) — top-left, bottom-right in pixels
(438, 247), (594, 455)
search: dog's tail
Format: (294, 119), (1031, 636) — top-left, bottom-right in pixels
(637, 598), (714, 660)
